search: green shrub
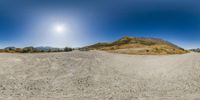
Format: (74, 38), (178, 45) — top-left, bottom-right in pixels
(64, 47), (73, 52)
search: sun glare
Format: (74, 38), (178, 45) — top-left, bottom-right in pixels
(53, 24), (65, 34)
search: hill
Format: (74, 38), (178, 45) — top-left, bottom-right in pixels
(83, 36), (188, 55)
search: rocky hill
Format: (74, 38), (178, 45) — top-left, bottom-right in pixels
(83, 36), (188, 55)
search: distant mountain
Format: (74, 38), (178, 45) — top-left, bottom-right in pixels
(0, 46), (72, 53)
(83, 36), (188, 55)
(34, 46), (63, 52)
(190, 48), (200, 52)
(4, 47), (16, 50)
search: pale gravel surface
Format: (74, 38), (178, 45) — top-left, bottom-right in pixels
(0, 51), (200, 100)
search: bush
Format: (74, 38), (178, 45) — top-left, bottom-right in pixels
(22, 47), (34, 53)
(64, 47), (73, 52)
(15, 48), (23, 53)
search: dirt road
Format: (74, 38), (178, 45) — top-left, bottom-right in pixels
(0, 51), (200, 100)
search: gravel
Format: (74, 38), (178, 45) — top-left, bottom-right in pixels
(0, 51), (200, 100)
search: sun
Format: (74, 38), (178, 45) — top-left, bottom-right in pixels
(53, 24), (66, 34)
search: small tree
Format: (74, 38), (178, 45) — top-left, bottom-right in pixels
(22, 46), (34, 53)
(64, 47), (73, 52)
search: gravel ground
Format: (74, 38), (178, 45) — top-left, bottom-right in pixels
(0, 51), (200, 100)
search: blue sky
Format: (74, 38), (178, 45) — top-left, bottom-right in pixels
(0, 0), (200, 49)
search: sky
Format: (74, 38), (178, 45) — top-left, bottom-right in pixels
(0, 0), (200, 49)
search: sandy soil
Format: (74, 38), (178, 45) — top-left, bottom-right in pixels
(0, 51), (200, 100)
